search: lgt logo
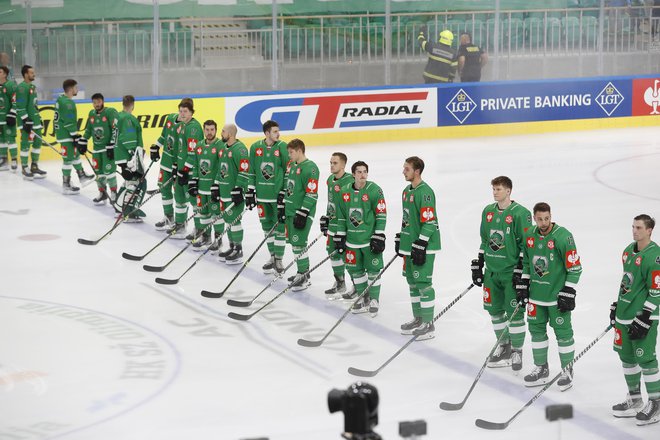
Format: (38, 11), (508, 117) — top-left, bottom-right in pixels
(595, 82), (624, 116)
(446, 88), (477, 124)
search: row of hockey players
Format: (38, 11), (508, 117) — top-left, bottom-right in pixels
(470, 176), (659, 426)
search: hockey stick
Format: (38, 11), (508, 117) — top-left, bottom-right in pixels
(143, 202), (235, 273)
(29, 131), (60, 155)
(440, 303), (524, 411)
(214, 231), (324, 302)
(297, 253), (399, 347)
(347, 284), (475, 378)
(154, 207), (243, 284)
(112, 159), (155, 225)
(475, 324), (614, 430)
(122, 196), (207, 261)
(196, 221), (280, 294)
(227, 250), (338, 321)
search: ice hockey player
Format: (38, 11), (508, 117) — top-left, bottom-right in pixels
(83, 93), (119, 204)
(166, 98), (204, 238)
(396, 156), (440, 340)
(333, 161), (386, 315)
(247, 120), (289, 273)
(610, 214), (660, 425)
(321, 152), (354, 299)
(150, 111), (180, 231)
(55, 79), (95, 195)
(0, 66), (18, 171)
(15, 65), (46, 180)
(188, 120), (223, 251)
(111, 95), (146, 222)
(210, 123), (249, 264)
(280, 138), (319, 291)
(472, 176), (532, 371)
(518, 202), (582, 391)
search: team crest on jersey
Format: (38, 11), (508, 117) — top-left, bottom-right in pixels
(505, 215), (513, 224)
(102, 116), (107, 122)
(306, 178), (318, 193)
(619, 272), (633, 295)
(256, 148), (263, 156)
(489, 229), (505, 252)
(228, 151), (232, 158)
(199, 159), (211, 177)
(93, 127), (104, 142)
(257, 204), (265, 218)
(274, 149), (280, 157)
(547, 240), (555, 250)
(566, 250), (581, 268)
(334, 184), (340, 192)
(362, 194), (369, 202)
(196, 147), (203, 155)
(327, 202), (336, 218)
(219, 163), (229, 179)
(483, 287), (492, 304)
(239, 159), (250, 172)
(286, 179), (295, 197)
(614, 328), (623, 346)
(260, 162), (275, 180)
(402, 208), (410, 229)
(635, 256), (642, 266)
(486, 212), (494, 223)
(527, 303), (537, 317)
(622, 252), (629, 264)
(349, 208), (364, 228)
(345, 250), (356, 265)
(410, 194), (414, 202)
(296, 168), (301, 175)
(420, 206), (434, 222)
(532, 256), (549, 278)
(652, 270), (660, 289)
(376, 199), (387, 214)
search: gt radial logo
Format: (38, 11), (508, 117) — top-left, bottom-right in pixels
(446, 88), (476, 124)
(595, 82), (624, 116)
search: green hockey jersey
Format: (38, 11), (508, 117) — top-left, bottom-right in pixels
(174, 117), (204, 171)
(326, 172), (354, 236)
(284, 158), (319, 217)
(248, 139), (289, 202)
(83, 106), (118, 152)
(616, 241), (660, 324)
(113, 111), (143, 158)
(480, 201), (532, 272)
(0, 80), (16, 122)
(336, 181), (387, 248)
(193, 137), (222, 194)
(15, 81), (41, 124)
(155, 113), (178, 170)
(214, 139), (250, 201)
(54, 94), (78, 141)
(522, 224), (582, 306)
(399, 181), (440, 255)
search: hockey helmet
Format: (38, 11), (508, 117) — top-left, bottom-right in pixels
(439, 29), (454, 46)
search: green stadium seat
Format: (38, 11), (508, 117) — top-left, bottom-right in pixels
(504, 17), (525, 49)
(581, 15), (599, 46)
(561, 16), (581, 47)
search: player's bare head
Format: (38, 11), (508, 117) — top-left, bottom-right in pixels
(351, 161), (369, 174)
(263, 120), (280, 141)
(204, 120), (217, 140)
(491, 176), (512, 190)
(330, 152), (347, 175)
(122, 95), (135, 111)
(63, 79), (77, 95)
(0, 66), (8, 80)
(633, 214), (655, 242)
(533, 202), (552, 234)
(287, 139), (305, 162)
(533, 202), (551, 215)
(91, 93), (104, 111)
(405, 156), (425, 174)
(178, 98), (194, 122)
(491, 176), (512, 201)
(21, 65), (34, 80)
(351, 161), (369, 184)
(634, 214), (655, 230)
(403, 156), (424, 182)
(220, 123), (237, 143)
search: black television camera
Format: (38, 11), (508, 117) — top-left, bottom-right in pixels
(328, 382), (381, 440)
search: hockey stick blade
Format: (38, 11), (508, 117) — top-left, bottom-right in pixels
(201, 290), (224, 299)
(143, 264), (165, 273)
(297, 338), (323, 348)
(226, 298), (252, 307)
(439, 401), (466, 411)
(77, 238), (100, 246)
(121, 252), (144, 261)
(227, 311), (252, 321)
(155, 277), (179, 285)
(474, 419), (508, 430)
(347, 367), (377, 378)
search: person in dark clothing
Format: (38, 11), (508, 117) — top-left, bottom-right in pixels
(418, 27), (457, 84)
(458, 32), (488, 83)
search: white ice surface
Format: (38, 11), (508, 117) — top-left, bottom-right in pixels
(1, 126), (659, 440)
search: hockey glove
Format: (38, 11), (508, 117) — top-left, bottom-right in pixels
(6, 108), (16, 127)
(231, 186), (244, 206)
(76, 136), (88, 155)
(333, 234), (347, 254)
(106, 143), (115, 161)
(411, 238), (428, 266)
(22, 117), (33, 134)
(394, 233), (403, 257)
(320, 215), (329, 236)
(471, 253), (485, 287)
(150, 144), (161, 162)
(370, 233), (386, 254)
(120, 164), (134, 181)
(276, 190), (285, 206)
(293, 208), (309, 229)
(245, 187), (257, 210)
(188, 178), (199, 197)
(629, 307), (653, 340)
(277, 191), (286, 223)
(515, 278), (530, 306)
(512, 255), (524, 287)
(610, 301), (618, 326)
(177, 168), (189, 186)
(557, 286), (576, 313)
(210, 183), (220, 203)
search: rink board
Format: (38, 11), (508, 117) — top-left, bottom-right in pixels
(33, 74), (660, 161)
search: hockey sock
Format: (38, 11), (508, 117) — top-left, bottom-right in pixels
(366, 272), (381, 301)
(490, 312), (509, 341)
(274, 228), (286, 259)
(622, 362), (642, 393)
(530, 331), (549, 366)
(30, 130), (42, 162)
(557, 336), (575, 368)
(72, 157), (83, 171)
(641, 360), (660, 400)
(97, 174), (107, 191)
(408, 283), (422, 317)
(9, 143), (17, 159)
(293, 244), (310, 273)
(62, 163), (73, 177)
(227, 223), (244, 244)
(214, 218), (225, 237)
(509, 309), (526, 350)
(107, 175), (117, 192)
(351, 273), (368, 299)
(20, 139), (29, 166)
(0, 142), (6, 157)
(418, 282), (435, 322)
